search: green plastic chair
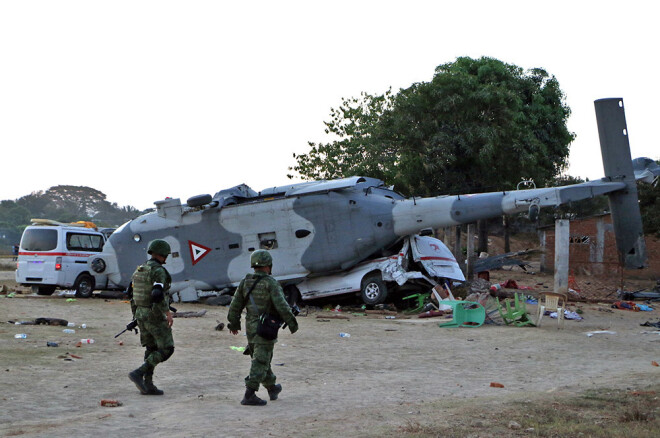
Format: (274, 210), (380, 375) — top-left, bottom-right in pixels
(437, 301), (486, 328)
(496, 293), (535, 327)
(402, 292), (431, 313)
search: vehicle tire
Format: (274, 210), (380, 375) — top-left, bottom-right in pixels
(74, 274), (95, 298)
(35, 285), (56, 296)
(360, 274), (387, 305)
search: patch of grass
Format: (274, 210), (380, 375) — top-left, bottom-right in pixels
(394, 386), (659, 438)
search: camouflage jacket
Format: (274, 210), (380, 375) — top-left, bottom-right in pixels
(130, 259), (172, 317)
(227, 271), (298, 343)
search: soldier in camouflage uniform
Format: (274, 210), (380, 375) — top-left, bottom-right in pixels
(128, 239), (175, 396)
(228, 249), (298, 406)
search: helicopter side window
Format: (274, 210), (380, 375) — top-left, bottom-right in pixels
(259, 232), (278, 250)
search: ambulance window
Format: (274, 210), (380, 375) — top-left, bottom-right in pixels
(67, 233), (104, 252)
(21, 229), (58, 251)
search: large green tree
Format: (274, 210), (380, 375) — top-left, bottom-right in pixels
(291, 57), (575, 197)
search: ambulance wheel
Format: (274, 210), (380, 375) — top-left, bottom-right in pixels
(361, 275), (387, 305)
(74, 274), (95, 298)
(35, 285), (56, 296)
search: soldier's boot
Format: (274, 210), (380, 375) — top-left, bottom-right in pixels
(240, 388), (267, 406)
(266, 384), (282, 401)
(143, 375), (164, 396)
(128, 369), (147, 394)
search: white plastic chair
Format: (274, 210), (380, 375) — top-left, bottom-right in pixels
(537, 292), (567, 328)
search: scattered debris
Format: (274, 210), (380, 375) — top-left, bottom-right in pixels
(640, 321), (660, 329)
(172, 310), (207, 318)
(100, 399), (123, 407)
(316, 314), (349, 320)
(214, 321), (225, 331)
(417, 310), (445, 318)
(365, 309), (397, 316)
(490, 382), (504, 388)
(205, 294), (233, 306)
(230, 346), (246, 352)
(474, 249), (538, 272)
(46, 342), (58, 347)
(612, 301), (653, 311)
(8, 318), (69, 326)
(652, 361), (659, 367)
(586, 331), (616, 337)
(617, 289), (660, 301)
(57, 352), (82, 360)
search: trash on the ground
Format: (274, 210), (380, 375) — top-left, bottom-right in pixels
(58, 352), (82, 360)
(215, 321), (225, 331)
(230, 346), (246, 352)
(46, 342), (58, 347)
(100, 399), (123, 407)
(640, 321), (660, 328)
(611, 301), (652, 311)
(66, 298), (77, 302)
(79, 339), (94, 344)
(548, 310), (583, 321)
(14, 334), (27, 339)
(385, 315), (396, 319)
(418, 310), (445, 318)
(63, 329), (75, 334)
(365, 309), (397, 315)
(652, 361), (659, 367)
(316, 314), (349, 320)
(339, 332), (351, 338)
(586, 330), (617, 337)
(490, 382), (504, 388)
(8, 318), (69, 326)
(172, 310), (207, 318)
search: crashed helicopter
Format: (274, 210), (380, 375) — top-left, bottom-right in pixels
(89, 98), (658, 304)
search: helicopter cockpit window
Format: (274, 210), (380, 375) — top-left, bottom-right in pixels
(259, 232), (278, 250)
(295, 229), (311, 238)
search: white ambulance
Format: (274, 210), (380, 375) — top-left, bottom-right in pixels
(15, 219), (115, 297)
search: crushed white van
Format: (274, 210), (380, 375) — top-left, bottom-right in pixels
(15, 219), (116, 297)
(296, 234), (465, 305)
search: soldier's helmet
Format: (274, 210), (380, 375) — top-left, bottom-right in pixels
(250, 249), (272, 268)
(147, 239), (171, 257)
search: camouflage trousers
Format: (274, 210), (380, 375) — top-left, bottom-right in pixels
(245, 341), (276, 391)
(135, 306), (174, 375)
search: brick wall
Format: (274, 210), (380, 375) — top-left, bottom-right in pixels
(539, 214), (659, 279)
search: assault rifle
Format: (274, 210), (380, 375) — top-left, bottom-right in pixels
(114, 319), (138, 338)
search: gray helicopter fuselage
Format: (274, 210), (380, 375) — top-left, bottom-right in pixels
(91, 98), (657, 296)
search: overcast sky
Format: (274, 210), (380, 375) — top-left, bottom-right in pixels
(1, 1), (657, 210)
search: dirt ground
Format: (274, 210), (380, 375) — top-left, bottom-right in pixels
(1, 270), (659, 438)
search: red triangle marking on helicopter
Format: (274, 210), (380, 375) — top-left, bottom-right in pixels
(188, 241), (212, 266)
